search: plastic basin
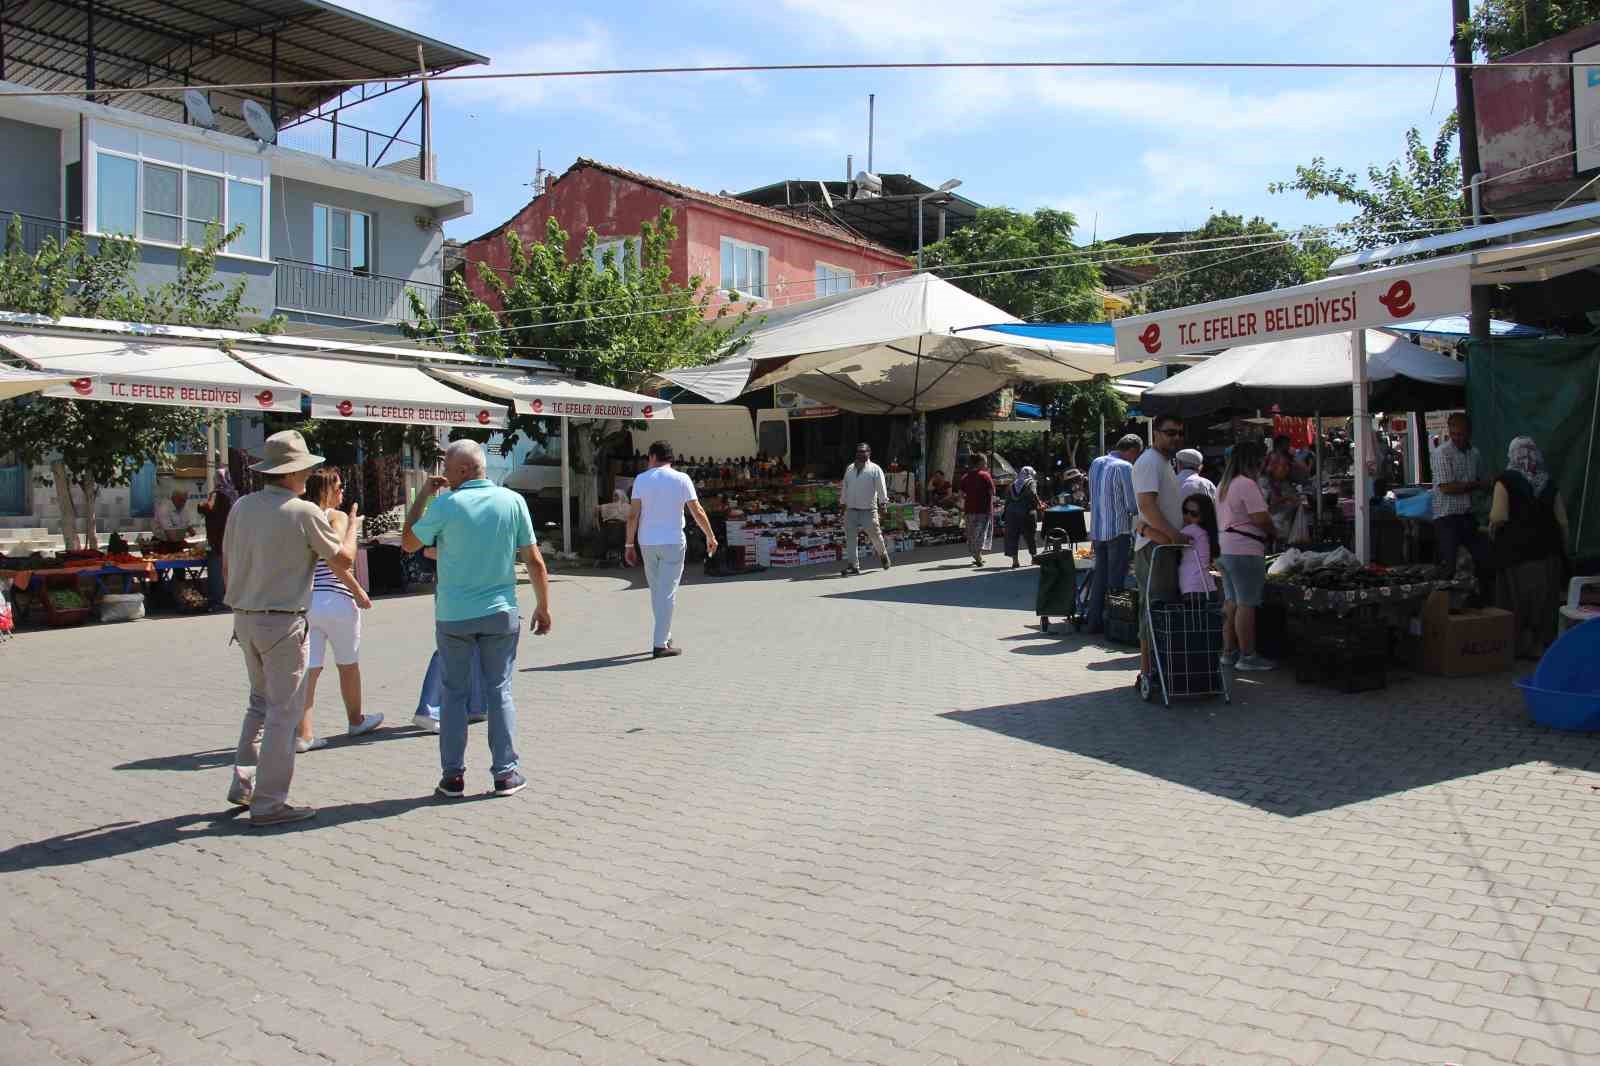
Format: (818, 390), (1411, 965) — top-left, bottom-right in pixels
(1534, 616), (1600, 691)
(1517, 678), (1600, 732)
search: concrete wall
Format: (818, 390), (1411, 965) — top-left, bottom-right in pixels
(117, 240), (277, 320)
(1474, 21), (1600, 214)
(0, 116), (61, 220)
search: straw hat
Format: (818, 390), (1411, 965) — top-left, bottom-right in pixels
(250, 430), (325, 474)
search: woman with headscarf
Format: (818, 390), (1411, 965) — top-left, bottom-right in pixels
(1002, 465), (1045, 569)
(1490, 436), (1569, 658)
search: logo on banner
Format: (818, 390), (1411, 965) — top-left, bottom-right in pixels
(477, 409), (491, 425)
(70, 377), (93, 395)
(337, 400), (354, 417)
(529, 399), (543, 414)
(1378, 279), (1415, 318)
(641, 405), (653, 420)
(255, 390), (274, 408)
(1138, 323), (1162, 354)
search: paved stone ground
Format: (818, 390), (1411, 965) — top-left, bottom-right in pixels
(4, 546), (1600, 1066)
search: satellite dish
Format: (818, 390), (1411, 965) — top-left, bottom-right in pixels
(183, 89), (217, 129)
(241, 100), (277, 143)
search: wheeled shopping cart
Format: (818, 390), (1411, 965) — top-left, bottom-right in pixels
(1138, 542), (1231, 707)
(1034, 529), (1089, 634)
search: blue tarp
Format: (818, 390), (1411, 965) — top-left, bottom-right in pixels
(1390, 315), (1548, 338)
(972, 322), (1116, 346)
(1013, 401), (1043, 418)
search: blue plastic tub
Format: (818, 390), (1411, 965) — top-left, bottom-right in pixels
(1516, 679), (1600, 732)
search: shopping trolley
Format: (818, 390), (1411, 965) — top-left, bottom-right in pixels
(1137, 542), (1231, 707)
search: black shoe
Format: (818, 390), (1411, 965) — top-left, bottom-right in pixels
(435, 774), (465, 799)
(840, 566), (860, 576)
(652, 644), (683, 658)
(494, 770), (528, 797)
(880, 557), (891, 571)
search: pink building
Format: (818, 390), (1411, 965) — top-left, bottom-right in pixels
(461, 159), (910, 314)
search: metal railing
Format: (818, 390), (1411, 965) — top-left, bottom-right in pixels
(274, 258), (454, 324)
(1, 212), (83, 256)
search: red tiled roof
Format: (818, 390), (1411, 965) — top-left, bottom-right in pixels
(465, 158), (908, 261)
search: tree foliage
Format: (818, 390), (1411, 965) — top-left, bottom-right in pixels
(407, 207), (749, 539)
(0, 219), (274, 548)
(1044, 380), (1128, 469)
(1269, 119), (1463, 251)
(1144, 212), (1335, 312)
(1465, 0), (1600, 58)
(920, 207), (1103, 321)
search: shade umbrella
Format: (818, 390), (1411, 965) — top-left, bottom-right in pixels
(0, 365), (77, 400)
(1139, 329), (1464, 417)
(662, 273), (1141, 415)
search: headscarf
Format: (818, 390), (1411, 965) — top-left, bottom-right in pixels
(215, 469), (240, 503)
(1507, 436), (1550, 496)
(1011, 465), (1037, 498)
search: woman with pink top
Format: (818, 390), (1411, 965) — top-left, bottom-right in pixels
(1177, 494), (1219, 598)
(1216, 441), (1277, 672)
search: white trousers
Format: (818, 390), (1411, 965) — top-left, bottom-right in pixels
(641, 542), (687, 648)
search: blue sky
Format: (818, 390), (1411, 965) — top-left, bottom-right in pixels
(339, 0), (1463, 246)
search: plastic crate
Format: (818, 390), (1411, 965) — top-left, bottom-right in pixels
(1106, 616), (1140, 646)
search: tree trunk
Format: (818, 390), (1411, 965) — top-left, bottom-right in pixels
(79, 474), (100, 551)
(50, 461), (81, 552)
(930, 419), (959, 485)
(572, 421), (615, 544)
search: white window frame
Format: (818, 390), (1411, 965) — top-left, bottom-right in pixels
(312, 203), (373, 275)
(814, 261), (855, 298)
(83, 119), (270, 262)
(590, 236), (637, 278)
(719, 236), (769, 299)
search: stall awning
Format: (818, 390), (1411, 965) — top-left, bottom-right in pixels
(0, 330), (303, 412)
(429, 369), (673, 421)
(0, 365), (75, 401)
(957, 419), (1052, 433)
(233, 350), (506, 428)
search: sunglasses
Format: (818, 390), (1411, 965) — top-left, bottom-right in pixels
(1160, 427), (1186, 437)
(1183, 508), (1201, 516)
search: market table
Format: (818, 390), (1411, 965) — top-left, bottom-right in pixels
(0, 560), (157, 596)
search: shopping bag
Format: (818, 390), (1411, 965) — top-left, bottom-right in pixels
(1395, 492), (1433, 520)
(1287, 507), (1311, 545)
(0, 579), (12, 635)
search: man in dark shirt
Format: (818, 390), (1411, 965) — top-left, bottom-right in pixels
(959, 453), (997, 568)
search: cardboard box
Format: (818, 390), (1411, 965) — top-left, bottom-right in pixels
(1418, 591), (1514, 676)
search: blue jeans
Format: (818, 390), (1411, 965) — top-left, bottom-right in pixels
(206, 550), (226, 608)
(1085, 534), (1132, 631)
(641, 543), (686, 648)
(435, 611), (520, 778)
(415, 647), (485, 721)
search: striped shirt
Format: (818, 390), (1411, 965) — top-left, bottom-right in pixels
(1087, 452), (1137, 541)
(312, 558), (354, 599)
(1431, 441), (1481, 517)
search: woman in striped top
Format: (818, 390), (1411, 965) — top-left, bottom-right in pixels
(296, 469), (383, 752)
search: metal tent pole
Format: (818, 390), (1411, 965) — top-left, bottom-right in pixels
(1098, 413), (1105, 456)
(560, 418), (572, 556)
(1314, 412), (1322, 538)
(1351, 330), (1371, 563)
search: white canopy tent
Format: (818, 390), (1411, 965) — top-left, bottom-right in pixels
(663, 273), (1140, 415)
(0, 364), (77, 401)
(429, 368), (676, 556)
(232, 350), (507, 429)
(1112, 215), (1600, 561)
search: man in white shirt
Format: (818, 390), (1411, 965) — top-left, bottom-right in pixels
(840, 442), (891, 576)
(1133, 415), (1188, 681)
(1176, 449), (1216, 502)
(626, 440), (718, 658)
(152, 482), (193, 545)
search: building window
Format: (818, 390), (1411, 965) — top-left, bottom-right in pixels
(815, 262), (854, 298)
(590, 237), (637, 278)
(720, 236), (768, 298)
(87, 121), (268, 259)
(313, 205), (371, 273)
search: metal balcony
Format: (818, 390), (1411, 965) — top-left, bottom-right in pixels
(274, 258), (453, 325)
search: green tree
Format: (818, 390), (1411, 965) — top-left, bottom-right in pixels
(920, 207), (1103, 321)
(1045, 380), (1128, 469)
(1144, 212), (1335, 312)
(408, 207), (749, 541)
(1269, 119), (1463, 251)
(0, 219), (275, 549)
(1465, 1), (1600, 58)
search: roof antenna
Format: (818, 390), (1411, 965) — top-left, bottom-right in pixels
(867, 94), (875, 174)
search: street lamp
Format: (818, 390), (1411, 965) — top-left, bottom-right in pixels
(915, 177), (962, 270)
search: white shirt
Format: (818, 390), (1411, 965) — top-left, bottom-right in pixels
(1178, 470), (1217, 502)
(631, 465), (698, 547)
(841, 461), (888, 510)
(1132, 448), (1184, 552)
(153, 498), (190, 542)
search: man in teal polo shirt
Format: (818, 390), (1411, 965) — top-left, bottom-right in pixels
(403, 439), (552, 799)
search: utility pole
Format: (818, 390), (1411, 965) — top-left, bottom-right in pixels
(1452, 0), (1493, 342)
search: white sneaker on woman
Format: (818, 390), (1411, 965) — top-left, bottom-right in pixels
(412, 713), (441, 734)
(295, 736), (328, 753)
(348, 713), (384, 737)
(1236, 654), (1277, 672)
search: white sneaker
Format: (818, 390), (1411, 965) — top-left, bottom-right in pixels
(412, 713), (441, 734)
(1219, 650), (1239, 668)
(348, 713), (384, 737)
(295, 736), (328, 753)
(1236, 654), (1277, 672)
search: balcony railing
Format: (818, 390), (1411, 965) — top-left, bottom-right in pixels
(275, 258), (454, 325)
(1, 212), (83, 256)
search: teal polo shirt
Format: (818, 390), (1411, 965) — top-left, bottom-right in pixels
(409, 479), (536, 622)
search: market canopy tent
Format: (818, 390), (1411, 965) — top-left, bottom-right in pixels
(663, 273), (1142, 415)
(233, 350), (507, 428)
(0, 330), (304, 412)
(428, 369), (673, 422)
(1139, 330), (1464, 417)
(0, 365), (75, 400)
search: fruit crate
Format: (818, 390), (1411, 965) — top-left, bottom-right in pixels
(41, 574), (92, 627)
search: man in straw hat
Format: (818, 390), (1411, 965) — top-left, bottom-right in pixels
(223, 430), (360, 827)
